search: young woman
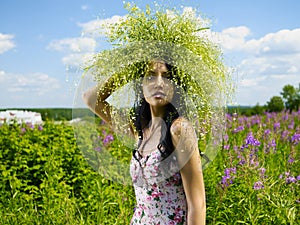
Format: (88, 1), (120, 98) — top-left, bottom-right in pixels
(83, 59), (206, 225)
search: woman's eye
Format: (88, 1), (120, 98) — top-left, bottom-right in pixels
(146, 76), (155, 81)
(163, 72), (172, 79)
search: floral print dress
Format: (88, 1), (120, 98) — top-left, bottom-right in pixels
(130, 149), (187, 225)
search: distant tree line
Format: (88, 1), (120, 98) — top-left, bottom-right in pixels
(230, 83), (300, 116)
(0, 108), (93, 121)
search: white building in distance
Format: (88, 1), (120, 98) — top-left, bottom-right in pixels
(0, 110), (43, 125)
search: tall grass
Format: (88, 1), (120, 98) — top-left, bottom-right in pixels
(0, 111), (299, 224)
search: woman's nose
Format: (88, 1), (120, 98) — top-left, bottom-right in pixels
(155, 75), (164, 87)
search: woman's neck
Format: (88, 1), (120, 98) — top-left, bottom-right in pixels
(149, 105), (166, 119)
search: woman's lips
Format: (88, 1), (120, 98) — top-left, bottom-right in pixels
(152, 92), (166, 98)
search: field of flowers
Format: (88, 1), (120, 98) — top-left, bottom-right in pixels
(0, 110), (299, 224)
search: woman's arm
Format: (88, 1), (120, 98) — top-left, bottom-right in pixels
(82, 77), (115, 124)
(171, 118), (206, 225)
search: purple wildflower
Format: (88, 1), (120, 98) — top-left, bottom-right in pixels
(259, 167), (266, 176)
(258, 167), (267, 179)
(223, 134), (229, 142)
(286, 176), (297, 184)
(94, 146), (102, 152)
(221, 167), (236, 188)
(264, 129), (271, 136)
(291, 133), (300, 145)
(245, 132), (260, 146)
(282, 113), (289, 121)
(253, 181), (264, 190)
(270, 139), (276, 147)
(232, 125), (244, 134)
(250, 116), (261, 125)
(224, 145), (230, 150)
(281, 130), (289, 140)
(288, 122), (294, 129)
(273, 122), (280, 131)
(288, 156), (295, 164)
(26, 122), (34, 129)
(238, 117), (245, 124)
(285, 171), (290, 176)
(38, 125), (43, 131)
(279, 172), (299, 184)
(103, 134), (114, 146)
(238, 160), (246, 165)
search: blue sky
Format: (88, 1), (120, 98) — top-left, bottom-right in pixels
(0, 0), (299, 108)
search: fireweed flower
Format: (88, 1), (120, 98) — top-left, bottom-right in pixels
(282, 113), (289, 121)
(223, 134), (229, 142)
(288, 122), (294, 129)
(251, 116), (261, 126)
(279, 171), (299, 184)
(238, 158), (246, 166)
(103, 134), (114, 146)
(273, 122), (280, 131)
(253, 181), (264, 190)
(245, 132), (260, 147)
(281, 130), (290, 140)
(249, 152), (259, 167)
(221, 167), (236, 188)
(224, 144), (230, 150)
(291, 133), (300, 145)
(286, 176), (297, 184)
(265, 139), (276, 154)
(288, 156), (295, 164)
(232, 125), (244, 134)
(264, 129), (271, 136)
(238, 116), (245, 124)
(259, 167), (266, 178)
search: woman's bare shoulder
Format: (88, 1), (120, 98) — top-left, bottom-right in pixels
(170, 117), (194, 138)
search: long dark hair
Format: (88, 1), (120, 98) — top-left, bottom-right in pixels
(132, 60), (187, 160)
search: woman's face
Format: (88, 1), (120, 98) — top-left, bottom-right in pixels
(142, 60), (175, 107)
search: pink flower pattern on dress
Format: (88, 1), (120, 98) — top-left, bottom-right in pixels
(130, 150), (187, 225)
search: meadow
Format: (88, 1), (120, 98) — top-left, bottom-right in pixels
(0, 110), (299, 224)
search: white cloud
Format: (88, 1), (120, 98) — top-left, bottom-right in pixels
(48, 15), (126, 68)
(47, 37), (97, 68)
(62, 52), (94, 68)
(249, 28), (300, 55)
(216, 27), (300, 105)
(239, 76), (267, 87)
(78, 15), (125, 37)
(0, 71), (60, 96)
(81, 5), (89, 11)
(0, 70), (72, 108)
(217, 27), (300, 55)
(47, 37), (96, 53)
(0, 33), (16, 54)
(218, 26), (252, 52)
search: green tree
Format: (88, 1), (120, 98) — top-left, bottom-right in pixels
(266, 96), (284, 112)
(280, 84), (300, 112)
(251, 103), (266, 115)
